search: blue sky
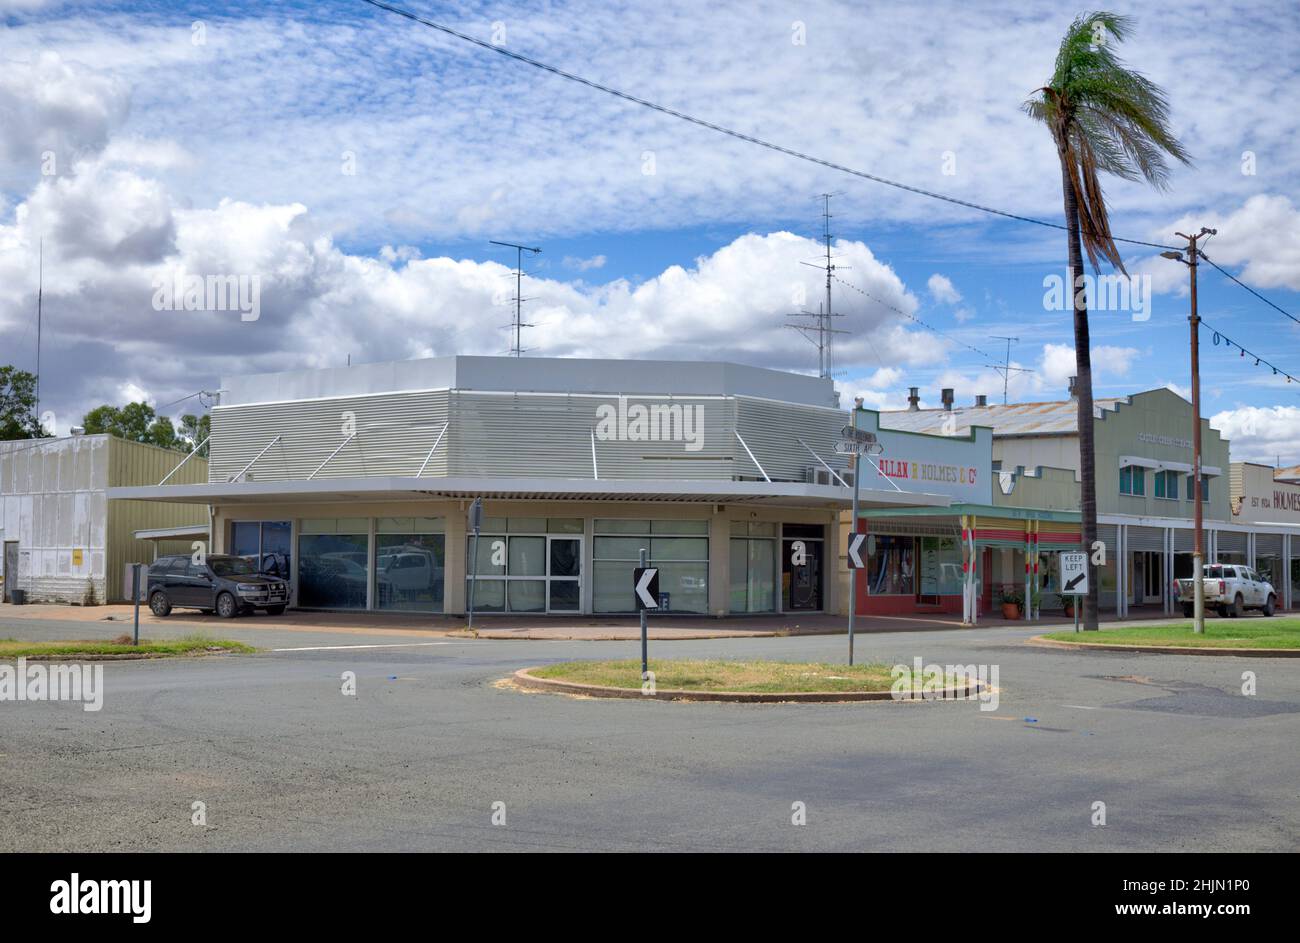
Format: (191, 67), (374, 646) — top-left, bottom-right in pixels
(1, 0), (1298, 460)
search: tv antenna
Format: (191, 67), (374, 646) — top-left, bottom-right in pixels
(785, 194), (848, 378)
(490, 240), (541, 356)
(989, 335), (1033, 403)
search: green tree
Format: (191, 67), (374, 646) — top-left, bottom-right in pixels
(178, 413), (211, 456)
(82, 402), (182, 451)
(0, 365), (44, 439)
(1024, 12), (1190, 630)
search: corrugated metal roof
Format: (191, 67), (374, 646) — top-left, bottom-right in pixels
(1276, 464), (1300, 483)
(879, 398), (1124, 437)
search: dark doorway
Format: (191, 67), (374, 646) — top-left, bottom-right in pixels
(782, 525), (824, 611)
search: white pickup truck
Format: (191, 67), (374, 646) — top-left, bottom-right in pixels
(1174, 564), (1277, 618)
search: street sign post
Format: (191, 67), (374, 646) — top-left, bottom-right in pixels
(833, 439), (884, 455)
(1060, 551), (1088, 633)
(467, 497), (483, 631)
(634, 553), (658, 676)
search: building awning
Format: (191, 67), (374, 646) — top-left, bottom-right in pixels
(108, 475), (954, 510)
(132, 524), (210, 541)
(1119, 456), (1221, 476)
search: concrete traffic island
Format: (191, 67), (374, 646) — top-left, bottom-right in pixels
(1030, 618), (1300, 657)
(511, 660), (986, 703)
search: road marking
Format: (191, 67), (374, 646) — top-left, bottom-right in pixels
(271, 641), (455, 652)
(1062, 704), (1099, 710)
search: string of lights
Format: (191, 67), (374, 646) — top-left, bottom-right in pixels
(1201, 317), (1297, 385)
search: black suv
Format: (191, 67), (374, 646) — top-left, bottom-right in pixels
(147, 554), (289, 618)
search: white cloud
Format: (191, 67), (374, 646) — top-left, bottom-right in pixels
(1164, 195), (1300, 291)
(927, 273), (961, 305)
(1211, 405), (1300, 464)
(0, 156), (936, 422)
(0, 51), (129, 170)
(1039, 343), (1139, 388)
(563, 254), (606, 272)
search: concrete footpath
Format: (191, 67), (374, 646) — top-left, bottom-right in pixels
(0, 600), (1262, 642)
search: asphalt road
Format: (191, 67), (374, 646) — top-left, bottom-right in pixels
(1, 617), (1297, 852)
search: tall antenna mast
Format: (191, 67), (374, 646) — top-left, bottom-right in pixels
(490, 240), (541, 356)
(36, 237), (43, 428)
(989, 335), (1032, 403)
(786, 194), (847, 378)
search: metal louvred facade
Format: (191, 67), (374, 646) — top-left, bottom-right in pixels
(209, 389), (850, 486)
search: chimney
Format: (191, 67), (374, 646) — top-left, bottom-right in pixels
(1068, 376), (1078, 400)
(907, 386), (920, 411)
(975, 394), (988, 408)
(941, 388), (954, 411)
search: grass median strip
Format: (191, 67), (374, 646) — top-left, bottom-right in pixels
(1042, 618), (1300, 650)
(0, 634), (256, 660)
(533, 659), (929, 694)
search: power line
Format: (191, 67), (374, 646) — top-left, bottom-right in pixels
(832, 273), (1000, 365)
(359, 0), (1177, 252)
(1200, 317), (1298, 385)
(1199, 251), (1300, 326)
(361, 0), (1300, 344)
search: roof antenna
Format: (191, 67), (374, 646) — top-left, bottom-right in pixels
(490, 240), (542, 356)
(786, 194), (848, 378)
(989, 335), (1032, 403)
(35, 237), (44, 430)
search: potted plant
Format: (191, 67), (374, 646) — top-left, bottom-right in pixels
(1062, 595), (1076, 618)
(1000, 587), (1024, 620)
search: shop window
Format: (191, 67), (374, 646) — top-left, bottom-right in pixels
(729, 537), (776, 612)
(592, 520), (708, 613)
(298, 528), (368, 609)
(375, 517), (445, 612)
(466, 523), (580, 613)
(230, 520), (291, 579)
(867, 535), (914, 596)
(917, 536), (963, 597)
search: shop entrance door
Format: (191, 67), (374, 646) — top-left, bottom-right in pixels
(546, 537), (581, 613)
(782, 537), (823, 611)
(3, 542), (17, 602)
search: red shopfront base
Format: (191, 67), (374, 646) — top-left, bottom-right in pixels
(851, 518), (965, 616)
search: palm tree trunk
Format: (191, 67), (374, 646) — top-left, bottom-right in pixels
(1059, 155), (1100, 630)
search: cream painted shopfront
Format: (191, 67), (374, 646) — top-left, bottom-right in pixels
(111, 356), (958, 617)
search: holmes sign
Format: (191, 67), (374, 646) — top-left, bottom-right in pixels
(1232, 462), (1300, 526)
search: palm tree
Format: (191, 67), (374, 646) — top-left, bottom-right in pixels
(1025, 12), (1190, 630)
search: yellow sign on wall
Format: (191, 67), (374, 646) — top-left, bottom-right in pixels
(72, 549), (83, 567)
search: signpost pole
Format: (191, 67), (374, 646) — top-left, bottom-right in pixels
(847, 401), (863, 666)
(639, 547), (648, 677)
(132, 563), (141, 646)
(467, 498), (483, 631)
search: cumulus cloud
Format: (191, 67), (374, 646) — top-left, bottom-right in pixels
(563, 254), (606, 272)
(1211, 405), (1300, 464)
(927, 274), (962, 305)
(1039, 343), (1139, 388)
(0, 154), (935, 423)
(1164, 195), (1300, 291)
(0, 52), (129, 171)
